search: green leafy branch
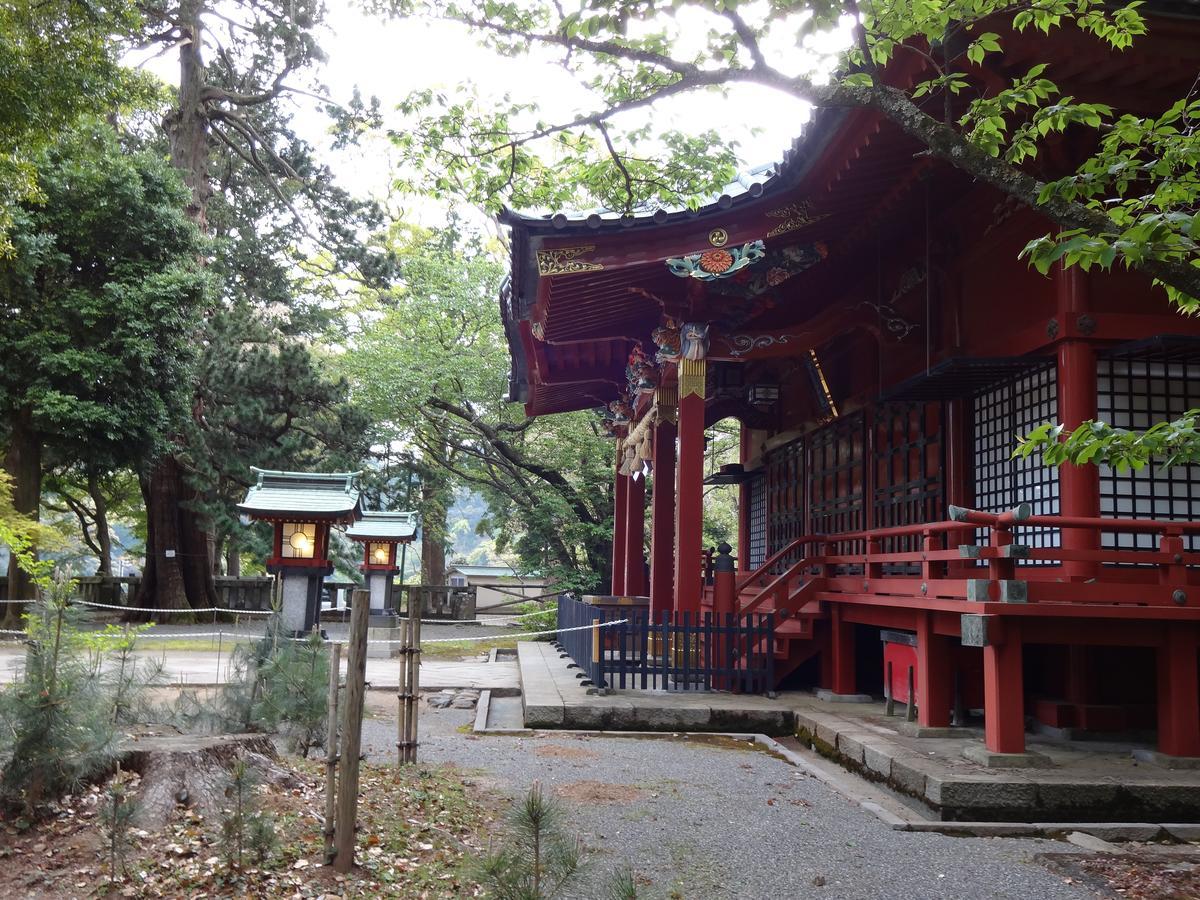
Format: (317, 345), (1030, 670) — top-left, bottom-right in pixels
(1015, 410), (1200, 471)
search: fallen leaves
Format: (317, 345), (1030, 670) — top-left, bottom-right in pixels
(0, 760), (493, 899)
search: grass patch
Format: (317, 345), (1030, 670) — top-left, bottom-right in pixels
(420, 637), (520, 659)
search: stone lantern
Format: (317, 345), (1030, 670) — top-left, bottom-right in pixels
(237, 468), (362, 634)
(345, 510), (418, 616)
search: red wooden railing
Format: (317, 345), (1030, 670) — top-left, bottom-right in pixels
(727, 504), (1200, 616)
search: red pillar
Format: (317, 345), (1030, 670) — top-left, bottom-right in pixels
(673, 358), (705, 615)
(1157, 623), (1200, 758)
(624, 471), (646, 596)
(1056, 265), (1099, 577)
(649, 405), (677, 619)
(916, 611), (952, 728)
(611, 456), (628, 596)
(829, 603), (855, 695)
(983, 622), (1026, 754)
(737, 423), (752, 573)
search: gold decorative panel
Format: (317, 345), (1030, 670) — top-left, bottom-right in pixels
(764, 201), (828, 238)
(678, 358), (706, 400)
(655, 385), (678, 424)
(535, 245), (603, 276)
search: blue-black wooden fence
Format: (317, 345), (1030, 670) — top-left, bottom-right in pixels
(555, 594), (775, 694)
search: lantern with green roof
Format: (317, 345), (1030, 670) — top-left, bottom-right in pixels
(238, 468), (362, 633)
(346, 510), (419, 615)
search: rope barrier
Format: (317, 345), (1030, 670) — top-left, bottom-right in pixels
(1, 598), (556, 622)
(0, 620), (622, 645)
(73, 599), (274, 615)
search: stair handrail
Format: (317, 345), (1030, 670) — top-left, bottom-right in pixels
(736, 535), (825, 592)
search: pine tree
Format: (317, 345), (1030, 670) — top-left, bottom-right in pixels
(0, 575), (118, 816)
(478, 782), (584, 900)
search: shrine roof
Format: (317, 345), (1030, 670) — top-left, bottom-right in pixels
(345, 510), (419, 542)
(237, 468), (362, 521)
(498, 109), (848, 237)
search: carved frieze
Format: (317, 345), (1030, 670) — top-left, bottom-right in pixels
(535, 245), (603, 276)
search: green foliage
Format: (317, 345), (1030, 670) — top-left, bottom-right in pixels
(219, 759), (278, 871)
(1015, 410), (1200, 472)
(477, 782), (583, 899)
(341, 227), (614, 591)
(514, 600), (557, 639)
(0, 120), (208, 474)
(179, 617), (330, 756)
(0, 471), (58, 589)
(0, 0), (146, 251)
(0, 576), (119, 816)
(250, 629), (330, 757)
(101, 768), (138, 881)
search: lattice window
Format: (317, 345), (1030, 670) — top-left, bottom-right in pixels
(766, 438), (804, 567)
(972, 363), (1060, 559)
(874, 402), (945, 572)
(809, 413), (866, 538)
(1098, 356), (1200, 552)
(747, 473), (767, 569)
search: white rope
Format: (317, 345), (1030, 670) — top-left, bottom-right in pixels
(3, 598), (553, 622)
(73, 599), (274, 615)
(416, 619), (625, 644)
(0, 620), (622, 645)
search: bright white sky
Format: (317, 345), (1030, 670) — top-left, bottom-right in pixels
(129, 3), (833, 222)
(314, 4), (815, 208)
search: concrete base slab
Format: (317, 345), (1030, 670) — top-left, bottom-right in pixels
(1132, 749), (1200, 769)
(816, 689), (874, 703)
(895, 722), (981, 739)
(962, 744), (1054, 768)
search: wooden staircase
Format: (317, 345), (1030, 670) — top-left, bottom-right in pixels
(731, 545), (829, 690)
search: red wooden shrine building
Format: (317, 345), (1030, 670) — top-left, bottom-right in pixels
(500, 12), (1200, 760)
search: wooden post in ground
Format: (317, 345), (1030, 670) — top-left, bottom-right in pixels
(322, 641), (342, 865)
(397, 616), (410, 765)
(403, 606), (422, 763)
(334, 590), (370, 872)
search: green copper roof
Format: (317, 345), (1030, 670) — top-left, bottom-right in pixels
(346, 510), (419, 542)
(237, 468), (362, 520)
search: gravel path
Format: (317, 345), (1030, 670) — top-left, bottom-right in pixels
(360, 696), (1086, 900)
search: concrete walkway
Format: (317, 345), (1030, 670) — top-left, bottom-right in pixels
(0, 645), (520, 693)
(519, 640), (797, 732)
(516, 640), (1200, 824)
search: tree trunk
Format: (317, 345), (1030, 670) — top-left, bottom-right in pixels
(87, 469), (112, 577)
(226, 539), (241, 577)
(211, 534), (225, 577)
(135, 457), (217, 611)
(419, 467), (449, 586)
(3, 407), (42, 626)
(164, 0), (211, 230)
(138, 0), (218, 611)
